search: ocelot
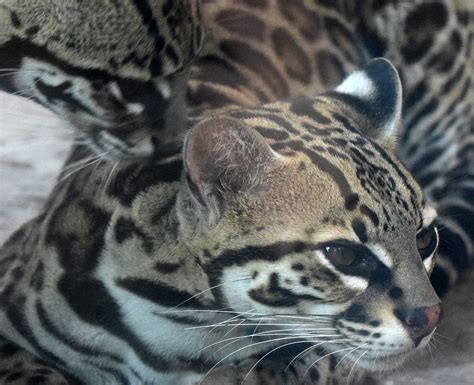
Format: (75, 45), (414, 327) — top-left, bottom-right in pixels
(0, 0), (472, 384)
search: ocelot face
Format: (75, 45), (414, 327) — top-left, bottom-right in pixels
(178, 60), (441, 370)
(0, 0), (203, 161)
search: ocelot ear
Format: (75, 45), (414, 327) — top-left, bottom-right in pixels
(334, 58), (402, 142)
(184, 117), (282, 218)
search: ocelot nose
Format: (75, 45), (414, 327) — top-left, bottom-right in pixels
(395, 304), (442, 346)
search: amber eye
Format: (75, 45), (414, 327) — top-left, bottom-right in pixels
(324, 246), (360, 267)
(416, 226), (438, 258)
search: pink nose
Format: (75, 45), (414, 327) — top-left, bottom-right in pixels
(396, 304), (442, 345)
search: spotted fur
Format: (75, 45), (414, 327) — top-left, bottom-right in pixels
(0, 0), (203, 160)
(0, 0), (472, 384)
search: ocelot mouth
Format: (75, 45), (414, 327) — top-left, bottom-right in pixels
(351, 349), (411, 371)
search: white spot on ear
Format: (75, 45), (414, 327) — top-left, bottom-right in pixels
(155, 79), (171, 99)
(422, 206), (437, 227)
(334, 59), (403, 140)
(335, 71), (375, 99)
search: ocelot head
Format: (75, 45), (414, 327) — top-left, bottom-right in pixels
(0, 0), (203, 160)
(171, 59), (440, 369)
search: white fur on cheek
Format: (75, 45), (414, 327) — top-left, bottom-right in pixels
(316, 250), (368, 292)
(367, 243), (393, 268)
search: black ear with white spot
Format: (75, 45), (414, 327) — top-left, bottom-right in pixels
(334, 58), (402, 141)
(183, 117), (282, 218)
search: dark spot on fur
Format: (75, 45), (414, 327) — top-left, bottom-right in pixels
(5, 372), (23, 382)
(388, 286), (403, 300)
(10, 11), (21, 28)
(352, 218), (368, 243)
(401, 2), (448, 64)
(298, 161), (307, 171)
(0, 342), (21, 357)
(292, 262), (305, 271)
(344, 304), (368, 323)
(27, 376), (48, 385)
(220, 39), (289, 97)
(155, 262), (181, 274)
(241, 0), (268, 8)
(271, 27), (311, 83)
(269, 273), (280, 293)
(316, 50), (346, 87)
(345, 193), (359, 211)
(11, 266), (24, 280)
(360, 205), (380, 226)
(216, 9), (265, 41)
(300, 276), (309, 286)
(278, 0), (321, 41)
(26, 26), (40, 36)
(309, 367), (320, 381)
(290, 98), (331, 124)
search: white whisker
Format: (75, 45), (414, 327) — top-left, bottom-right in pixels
(198, 335), (311, 385)
(346, 349), (368, 385)
(304, 344), (367, 379)
(241, 339), (314, 384)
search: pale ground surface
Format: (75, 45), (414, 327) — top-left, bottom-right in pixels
(0, 91), (473, 384)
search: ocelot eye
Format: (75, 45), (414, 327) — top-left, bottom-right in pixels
(323, 245), (361, 267)
(416, 226), (438, 258)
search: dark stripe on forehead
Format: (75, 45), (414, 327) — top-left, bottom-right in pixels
(230, 110), (300, 135)
(360, 204), (379, 226)
(351, 218), (368, 243)
(369, 140), (423, 225)
(132, 0), (166, 74)
(288, 144), (359, 211)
